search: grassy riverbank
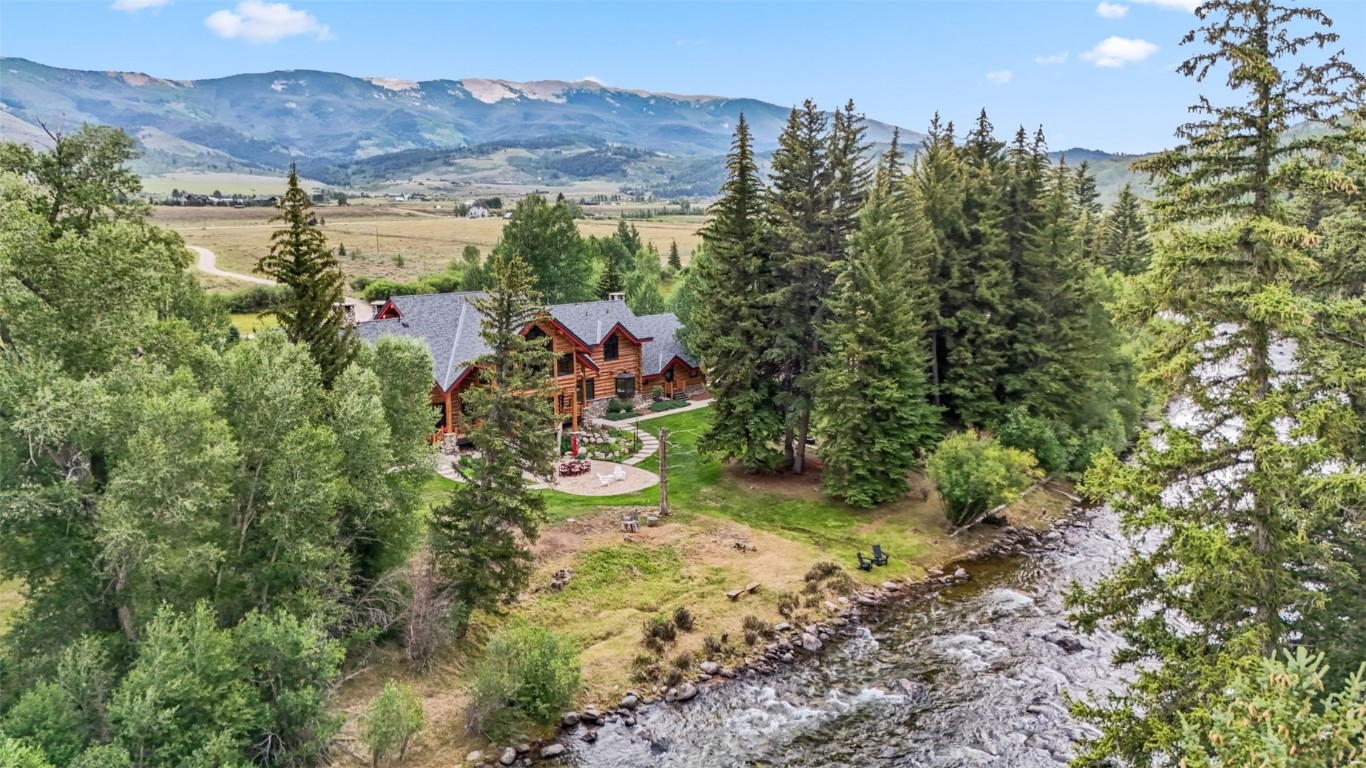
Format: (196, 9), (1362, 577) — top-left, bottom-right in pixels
(334, 407), (1075, 766)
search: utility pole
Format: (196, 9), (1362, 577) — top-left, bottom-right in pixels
(658, 428), (669, 517)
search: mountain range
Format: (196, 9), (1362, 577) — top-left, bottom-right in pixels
(0, 57), (1145, 200)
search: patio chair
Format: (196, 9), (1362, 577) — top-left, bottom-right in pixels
(857, 552), (874, 572)
(872, 544), (890, 567)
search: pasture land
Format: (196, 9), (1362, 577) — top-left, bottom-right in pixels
(160, 206), (706, 289)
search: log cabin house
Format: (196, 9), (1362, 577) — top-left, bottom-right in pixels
(355, 291), (703, 440)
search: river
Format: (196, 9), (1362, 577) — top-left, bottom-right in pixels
(561, 508), (1130, 767)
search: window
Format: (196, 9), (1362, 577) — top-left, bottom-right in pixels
(557, 353), (574, 377)
(581, 378), (595, 402)
(603, 334), (619, 361)
(615, 373), (635, 400)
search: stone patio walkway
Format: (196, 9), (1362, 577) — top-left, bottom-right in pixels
(436, 457), (658, 496)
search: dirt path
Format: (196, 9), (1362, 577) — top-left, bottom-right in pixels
(189, 244), (276, 286)
(189, 244), (373, 320)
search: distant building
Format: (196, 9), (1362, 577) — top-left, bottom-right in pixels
(467, 206), (490, 219)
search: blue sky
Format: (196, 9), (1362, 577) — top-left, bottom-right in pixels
(3, 0), (1364, 153)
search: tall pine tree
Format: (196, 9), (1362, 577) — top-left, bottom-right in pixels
(1067, 2), (1366, 763)
(428, 252), (557, 635)
(1100, 183), (1155, 276)
(692, 114), (784, 471)
(256, 164), (356, 386)
(814, 165), (940, 506)
(765, 100), (830, 472)
(939, 110), (1012, 427)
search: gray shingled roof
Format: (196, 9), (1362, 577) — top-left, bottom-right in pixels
(637, 313), (698, 377)
(545, 300), (648, 346)
(354, 292), (490, 390)
(354, 293), (694, 390)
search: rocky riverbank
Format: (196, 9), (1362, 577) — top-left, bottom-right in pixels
(459, 510), (1087, 767)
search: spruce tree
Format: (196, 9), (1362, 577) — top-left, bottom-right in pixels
(1066, 2), (1366, 763)
(1100, 183), (1154, 276)
(256, 164), (356, 386)
(692, 114), (784, 471)
(1073, 161), (1105, 266)
(595, 237), (627, 298)
(939, 110), (1012, 427)
(908, 114), (969, 409)
(765, 100), (830, 471)
(814, 174), (940, 506)
(1002, 160), (1101, 426)
(667, 239), (682, 271)
(429, 252), (556, 635)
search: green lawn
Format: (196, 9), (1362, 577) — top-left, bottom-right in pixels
(539, 407), (957, 577)
(229, 312), (278, 335)
(0, 578), (21, 636)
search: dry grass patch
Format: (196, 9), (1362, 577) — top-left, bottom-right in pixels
(163, 207), (705, 286)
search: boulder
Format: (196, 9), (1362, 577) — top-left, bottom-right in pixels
(674, 682), (699, 702)
(581, 706), (602, 724)
(699, 661), (720, 675)
(499, 747), (517, 766)
(465, 751), (484, 764)
(1049, 634), (1085, 654)
(882, 581), (901, 592)
(619, 693), (639, 710)
(801, 633), (823, 652)
(580, 730), (597, 743)
(560, 711), (580, 728)
(539, 743), (566, 759)
(953, 567), (969, 580)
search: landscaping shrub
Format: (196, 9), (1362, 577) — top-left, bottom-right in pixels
(606, 398), (633, 414)
(672, 606), (695, 632)
(741, 615), (772, 638)
(642, 615), (677, 645)
(776, 592), (799, 618)
(651, 385), (665, 401)
(467, 627), (579, 739)
(927, 432), (1040, 528)
(804, 562), (842, 583)
(672, 651), (694, 670)
(361, 680), (424, 767)
(702, 635), (723, 658)
(993, 407), (1073, 476)
(743, 630), (759, 646)
(221, 284), (290, 313)
(647, 399), (689, 413)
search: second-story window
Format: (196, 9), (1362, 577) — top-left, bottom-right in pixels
(557, 353), (574, 377)
(603, 333), (619, 361)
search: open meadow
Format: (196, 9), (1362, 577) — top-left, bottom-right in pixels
(158, 205), (706, 288)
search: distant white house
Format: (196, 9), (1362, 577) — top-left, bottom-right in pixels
(467, 206), (490, 219)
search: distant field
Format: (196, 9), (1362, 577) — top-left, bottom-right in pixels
(165, 208), (706, 287)
(139, 170), (330, 197)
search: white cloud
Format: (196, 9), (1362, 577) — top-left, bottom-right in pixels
(1132, 0), (1201, 11)
(986, 69), (1014, 85)
(1035, 51), (1069, 65)
(205, 1), (332, 43)
(582, 75), (602, 84)
(1081, 36), (1158, 67)
(1096, 2), (1129, 18)
(111, 0), (169, 10)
